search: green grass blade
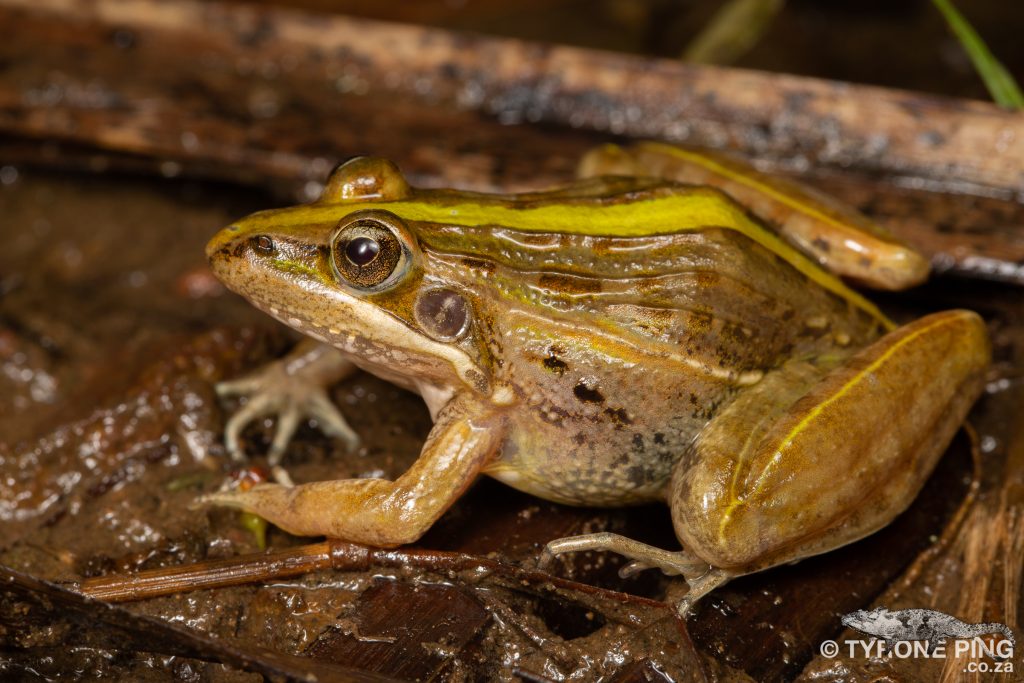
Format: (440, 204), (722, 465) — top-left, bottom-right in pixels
(931, 0), (1024, 109)
(683, 0), (785, 65)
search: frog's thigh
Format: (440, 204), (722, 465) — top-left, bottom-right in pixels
(673, 310), (990, 572)
(202, 396), (504, 546)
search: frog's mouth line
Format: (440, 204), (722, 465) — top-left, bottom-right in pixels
(211, 246), (491, 396)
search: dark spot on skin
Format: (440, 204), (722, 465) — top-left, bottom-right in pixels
(538, 273), (602, 294)
(626, 465), (648, 486)
(540, 404), (571, 425)
(859, 256), (873, 267)
(781, 309), (795, 321)
(654, 433), (666, 445)
(613, 452), (629, 466)
(721, 322), (753, 344)
(573, 382), (605, 404)
(543, 355), (568, 374)
(415, 288), (471, 341)
(631, 434), (644, 448)
(812, 237), (832, 253)
(605, 407), (633, 427)
(573, 432), (587, 446)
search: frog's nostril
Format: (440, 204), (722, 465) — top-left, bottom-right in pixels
(251, 235), (276, 255)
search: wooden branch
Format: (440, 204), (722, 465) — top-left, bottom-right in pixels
(5, 0), (1023, 198)
(2, 0), (1023, 284)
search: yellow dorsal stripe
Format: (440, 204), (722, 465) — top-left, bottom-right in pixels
(639, 142), (888, 241)
(252, 194), (893, 327)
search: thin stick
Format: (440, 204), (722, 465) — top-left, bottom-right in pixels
(80, 542), (352, 602)
(77, 541), (671, 615)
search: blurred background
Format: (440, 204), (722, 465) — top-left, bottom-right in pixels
(246, 0), (1024, 100)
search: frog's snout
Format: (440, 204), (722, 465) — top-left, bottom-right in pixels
(206, 224), (245, 262)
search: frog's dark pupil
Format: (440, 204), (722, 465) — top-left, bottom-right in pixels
(346, 236), (380, 266)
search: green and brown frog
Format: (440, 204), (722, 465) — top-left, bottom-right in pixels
(203, 142), (990, 613)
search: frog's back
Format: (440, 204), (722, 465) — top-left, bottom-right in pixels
(409, 180), (886, 506)
(414, 179), (884, 375)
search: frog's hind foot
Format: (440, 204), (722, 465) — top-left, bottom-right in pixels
(215, 341), (359, 483)
(539, 532), (730, 614)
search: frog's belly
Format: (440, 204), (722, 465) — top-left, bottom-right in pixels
(483, 410), (696, 507)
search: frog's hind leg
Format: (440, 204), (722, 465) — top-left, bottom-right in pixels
(672, 310), (990, 586)
(576, 142), (929, 290)
(540, 532), (731, 613)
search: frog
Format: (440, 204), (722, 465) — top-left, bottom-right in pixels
(202, 142), (990, 613)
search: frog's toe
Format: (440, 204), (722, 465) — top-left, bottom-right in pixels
(305, 390), (360, 453)
(541, 532), (728, 611)
(674, 569), (734, 616)
(543, 532), (708, 578)
(267, 405), (302, 466)
(215, 375), (265, 398)
(618, 560), (652, 578)
(223, 392), (279, 462)
(217, 366), (359, 469)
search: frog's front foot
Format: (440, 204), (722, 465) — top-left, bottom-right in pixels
(199, 398), (503, 544)
(539, 532), (729, 614)
(216, 340), (359, 483)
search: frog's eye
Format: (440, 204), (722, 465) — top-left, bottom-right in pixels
(331, 212), (408, 288)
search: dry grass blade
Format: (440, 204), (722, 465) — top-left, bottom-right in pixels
(683, 0), (785, 64)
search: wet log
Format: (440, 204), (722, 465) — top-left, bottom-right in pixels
(0, 0), (1023, 283)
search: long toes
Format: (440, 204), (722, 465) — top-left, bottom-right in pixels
(308, 391), (360, 451)
(267, 407), (302, 466)
(271, 465), (296, 487)
(618, 560), (652, 578)
(224, 395), (278, 462)
(215, 375), (265, 398)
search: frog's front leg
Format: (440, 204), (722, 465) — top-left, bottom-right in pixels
(674, 309), (989, 579)
(201, 395), (504, 545)
(216, 339), (359, 480)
